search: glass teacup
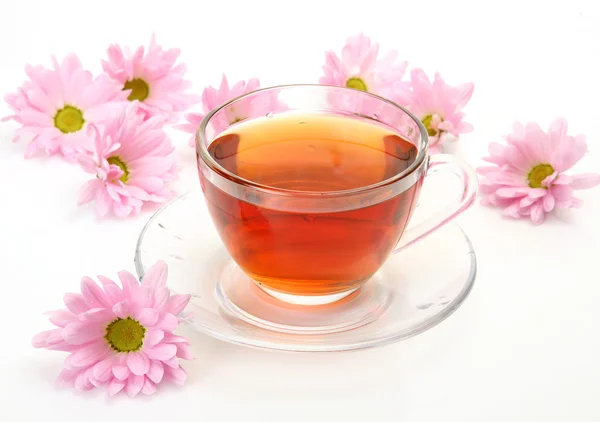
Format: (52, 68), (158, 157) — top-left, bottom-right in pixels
(196, 85), (477, 305)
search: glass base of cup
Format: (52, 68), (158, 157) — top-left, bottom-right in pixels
(215, 260), (392, 335)
(255, 283), (359, 306)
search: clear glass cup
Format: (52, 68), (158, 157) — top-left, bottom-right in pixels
(196, 85), (477, 305)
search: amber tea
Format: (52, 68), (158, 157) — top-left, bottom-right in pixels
(200, 113), (421, 296)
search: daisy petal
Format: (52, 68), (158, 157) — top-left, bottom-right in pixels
(165, 366), (187, 385)
(78, 179), (100, 205)
(126, 374), (145, 397)
(112, 301), (131, 319)
(132, 286), (153, 309)
(520, 196), (537, 207)
(64, 293), (89, 314)
(118, 270), (140, 300)
(157, 313), (179, 331)
(46, 309), (77, 327)
(147, 360), (164, 384)
(74, 367), (95, 391)
(553, 174), (573, 185)
(502, 200), (523, 219)
(108, 378), (126, 396)
(141, 378), (157, 395)
(167, 294), (191, 315)
(176, 343), (194, 360)
(163, 333), (189, 343)
(112, 365), (130, 380)
(569, 173), (600, 190)
(141, 260), (168, 290)
(102, 283), (124, 305)
(552, 185), (574, 201)
(496, 187), (527, 198)
(78, 308), (114, 323)
(63, 322), (105, 345)
(530, 203), (545, 225)
(145, 343), (177, 361)
(32, 329), (63, 348)
(543, 193), (555, 212)
(162, 356), (180, 369)
(56, 368), (79, 387)
(144, 329), (164, 348)
(93, 356), (115, 382)
(135, 308), (159, 326)
(65, 341), (110, 368)
(528, 189), (547, 199)
(127, 351), (150, 376)
(153, 288), (170, 310)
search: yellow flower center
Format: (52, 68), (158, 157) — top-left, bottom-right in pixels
(123, 78), (150, 101)
(107, 156), (130, 183)
(527, 164), (554, 189)
(105, 317), (146, 352)
(422, 114), (440, 137)
(54, 105), (85, 134)
(345, 77), (368, 91)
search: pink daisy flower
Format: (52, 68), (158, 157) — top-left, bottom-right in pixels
(319, 34), (408, 100)
(477, 118), (600, 225)
(177, 75), (280, 146)
(32, 260), (192, 397)
(77, 102), (178, 217)
(396, 68), (474, 153)
(2, 54), (127, 158)
(101, 35), (198, 121)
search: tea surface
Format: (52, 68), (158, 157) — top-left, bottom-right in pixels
(208, 113), (417, 192)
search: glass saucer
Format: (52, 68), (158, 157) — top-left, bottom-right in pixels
(134, 191), (477, 352)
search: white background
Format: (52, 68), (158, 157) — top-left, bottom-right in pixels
(1, 0), (599, 420)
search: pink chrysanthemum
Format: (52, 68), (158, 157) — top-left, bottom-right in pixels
(77, 102), (178, 217)
(101, 35), (198, 121)
(177, 75), (280, 146)
(319, 34), (407, 100)
(396, 68), (474, 153)
(477, 118), (600, 225)
(2, 54), (127, 158)
(32, 261), (192, 397)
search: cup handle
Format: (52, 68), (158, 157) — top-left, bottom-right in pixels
(393, 154), (478, 254)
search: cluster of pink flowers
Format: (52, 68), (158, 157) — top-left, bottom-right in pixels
(6, 32), (598, 225)
(319, 34), (474, 153)
(4, 33), (478, 219)
(3, 36), (195, 217)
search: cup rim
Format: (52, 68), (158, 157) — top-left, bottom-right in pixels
(196, 84), (429, 198)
